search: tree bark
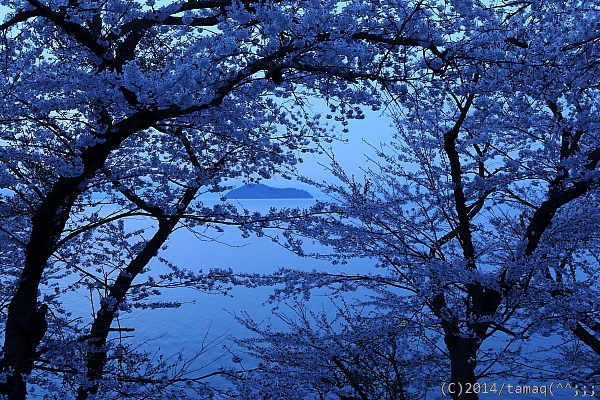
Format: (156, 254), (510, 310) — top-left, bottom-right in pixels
(0, 117), (142, 399)
(445, 334), (480, 400)
(433, 282), (501, 400)
(0, 177), (81, 400)
(75, 187), (197, 400)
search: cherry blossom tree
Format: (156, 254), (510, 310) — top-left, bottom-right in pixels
(0, 0), (443, 398)
(229, 1), (600, 399)
(225, 300), (446, 400)
(6, 0), (600, 399)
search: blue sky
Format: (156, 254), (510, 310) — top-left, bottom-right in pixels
(296, 109), (395, 179)
(266, 108), (396, 196)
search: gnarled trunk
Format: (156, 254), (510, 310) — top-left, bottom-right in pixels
(0, 178), (80, 400)
(445, 334), (480, 400)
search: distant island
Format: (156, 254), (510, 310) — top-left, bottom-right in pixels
(224, 183), (313, 199)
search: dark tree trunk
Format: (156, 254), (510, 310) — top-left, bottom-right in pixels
(0, 102), (179, 399)
(0, 125), (134, 399)
(76, 187), (197, 400)
(75, 218), (181, 400)
(433, 284), (502, 400)
(445, 334), (480, 400)
(0, 177), (81, 400)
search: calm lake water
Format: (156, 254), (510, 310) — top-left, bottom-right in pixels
(55, 198), (574, 399)
(57, 198), (377, 393)
(124, 199), (354, 374)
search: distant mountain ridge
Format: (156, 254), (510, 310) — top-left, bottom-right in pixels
(224, 184), (313, 199)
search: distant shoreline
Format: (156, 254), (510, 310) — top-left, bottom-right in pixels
(224, 183), (313, 199)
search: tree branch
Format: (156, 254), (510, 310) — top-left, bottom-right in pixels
(0, 9), (40, 30)
(443, 83), (478, 268)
